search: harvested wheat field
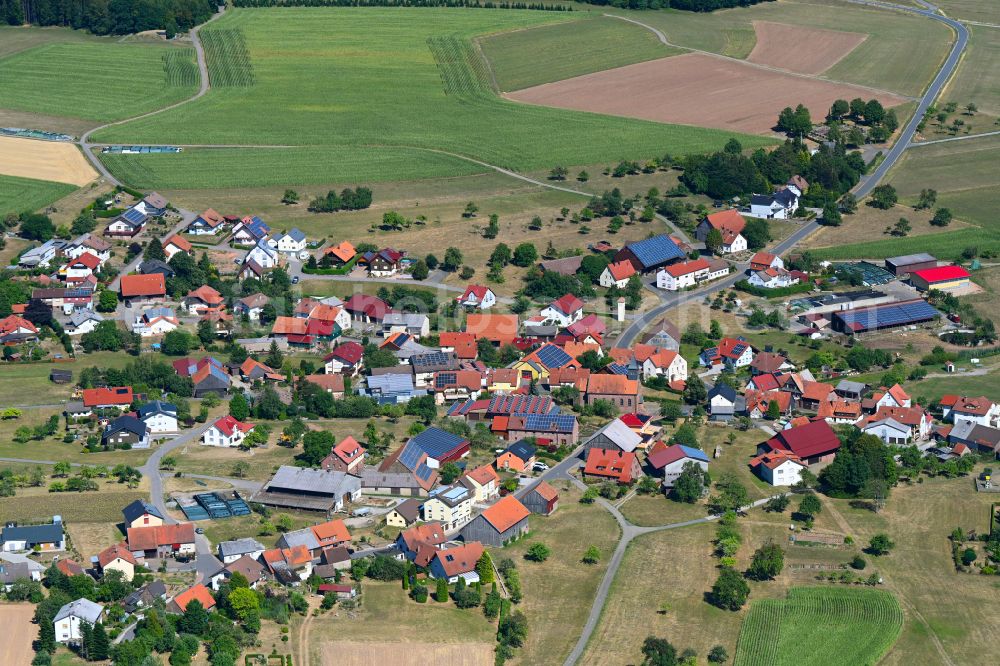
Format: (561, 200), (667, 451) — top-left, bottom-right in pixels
(0, 135), (97, 185)
(508, 53), (907, 134)
(0, 604), (37, 665)
(747, 21), (867, 75)
(321, 641), (493, 666)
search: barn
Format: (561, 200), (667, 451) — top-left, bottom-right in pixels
(460, 495), (530, 547)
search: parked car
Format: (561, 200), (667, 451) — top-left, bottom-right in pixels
(291, 275), (300, 284)
(532, 462), (549, 472)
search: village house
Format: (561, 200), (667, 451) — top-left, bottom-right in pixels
(461, 495), (530, 547)
(948, 421), (1000, 456)
(540, 294), (585, 327)
(871, 384), (912, 410)
(184, 286), (225, 316)
(320, 436), (366, 475)
(748, 267), (799, 289)
(749, 450), (807, 486)
(127, 523), (196, 560)
(385, 498), (423, 528)
(54, 599), (104, 645)
(429, 542), (484, 583)
(940, 395), (1000, 427)
(277, 520), (351, 558)
(648, 444), (710, 489)
(459, 464), (500, 503)
(1, 517), (65, 553)
(235, 293), (269, 322)
(209, 556), (267, 591)
(749, 187), (799, 220)
(858, 406), (933, 443)
(102, 415), (150, 450)
(643, 319), (682, 351)
(123, 581), (168, 613)
(323, 240), (356, 266)
(274, 228), (307, 255)
(202, 415), (255, 447)
(708, 384), (742, 421)
(217, 538), (266, 565)
(581, 418), (643, 456)
(343, 293), (391, 324)
(504, 413), (579, 447)
(173, 356), (231, 397)
(62, 252), (101, 282)
(700, 337), (755, 369)
(82, 386), (134, 411)
(132, 307), (180, 337)
(382, 312), (430, 339)
(261, 544), (315, 585)
(584, 447), (643, 484)
(615, 234), (686, 272)
(246, 237), (280, 270)
(0, 314), (39, 344)
(187, 208), (225, 235)
(600, 260), (637, 289)
(818, 400), (863, 424)
(167, 584), (217, 614)
(495, 440), (536, 472)
(749, 352), (793, 376)
(231, 216), (270, 245)
(105, 206), (147, 237)
(749, 252), (783, 272)
(396, 522), (447, 566)
(19, 238), (66, 268)
(363, 248), (403, 276)
(423, 485), (474, 531)
(96, 543), (137, 581)
(163, 234), (192, 260)
(323, 342), (365, 376)
(122, 500), (163, 529)
(456, 284), (497, 309)
(119, 273), (166, 304)
(696, 209), (747, 254)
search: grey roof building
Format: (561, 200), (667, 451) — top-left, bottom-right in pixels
(1, 518), (65, 551)
(217, 538), (265, 562)
(252, 466), (362, 513)
(54, 598), (104, 625)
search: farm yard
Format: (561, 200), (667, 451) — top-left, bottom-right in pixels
(91, 7), (771, 186)
(478, 15), (679, 91)
(508, 52), (908, 135)
(0, 40), (198, 122)
(0, 173), (78, 218)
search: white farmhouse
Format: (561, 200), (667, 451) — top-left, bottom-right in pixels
(54, 599), (104, 645)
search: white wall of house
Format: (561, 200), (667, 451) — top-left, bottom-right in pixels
(758, 460), (805, 486)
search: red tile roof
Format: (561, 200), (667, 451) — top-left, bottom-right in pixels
(330, 436), (365, 464)
(466, 314), (519, 344)
(127, 523), (195, 551)
(432, 542), (484, 578)
(98, 542), (137, 568)
(165, 234), (192, 252)
(606, 260), (636, 282)
(480, 495), (530, 533)
(311, 519), (350, 545)
(172, 584), (216, 612)
(530, 480), (559, 502)
(749, 449), (806, 471)
(82, 386), (134, 407)
(324, 341), (364, 365)
(0, 315), (38, 335)
(71, 252), (101, 270)
(705, 209), (746, 234)
(584, 374), (639, 396)
(662, 258), (709, 278)
(324, 241), (356, 263)
(765, 420), (841, 459)
(211, 415), (254, 437)
(550, 294), (584, 316)
(584, 447), (640, 483)
(120, 273), (165, 298)
(305, 374), (345, 393)
(187, 285), (224, 305)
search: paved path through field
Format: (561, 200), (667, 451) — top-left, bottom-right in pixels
(910, 129), (1000, 146)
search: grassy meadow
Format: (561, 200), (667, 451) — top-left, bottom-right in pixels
(0, 41), (198, 122)
(941, 25), (1000, 117)
(93, 7), (772, 186)
(479, 15), (679, 91)
(0, 173), (77, 217)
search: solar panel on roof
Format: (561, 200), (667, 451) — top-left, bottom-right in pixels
(435, 372), (457, 389)
(836, 300), (938, 331)
(122, 207), (146, 225)
(522, 413), (576, 432)
(399, 441), (423, 471)
(536, 345), (572, 369)
(415, 462), (434, 481)
(627, 235), (684, 268)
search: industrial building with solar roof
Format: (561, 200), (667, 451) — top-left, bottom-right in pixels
(614, 234), (686, 272)
(831, 299), (940, 335)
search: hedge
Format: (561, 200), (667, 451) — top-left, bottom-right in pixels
(735, 279), (814, 298)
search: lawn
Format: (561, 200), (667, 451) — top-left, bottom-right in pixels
(0, 173), (77, 218)
(617, 0), (952, 96)
(733, 587), (903, 666)
(503, 482), (621, 665)
(0, 351), (141, 407)
(479, 15), (680, 91)
(0, 41), (197, 122)
(0, 486), (146, 524)
(93, 7), (772, 185)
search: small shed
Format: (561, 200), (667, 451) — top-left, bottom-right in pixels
(50, 369), (72, 384)
(522, 481), (559, 516)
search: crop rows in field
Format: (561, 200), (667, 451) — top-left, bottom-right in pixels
(201, 28), (256, 88)
(734, 587), (903, 666)
(163, 48), (199, 87)
(428, 35), (495, 98)
(0, 174), (77, 217)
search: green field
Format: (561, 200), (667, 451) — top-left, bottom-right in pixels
(810, 227), (1000, 262)
(0, 174), (77, 217)
(0, 488), (147, 524)
(93, 7), (772, 187)
(618, 0), (952, 96)
(479, 15), (679, 91)
(100, 146), (490, 189)
(733, 587), (903, 666)
(933, 0), (1000, 23)
(941, 25), (1000, 116)
(0, 42), (198, 122)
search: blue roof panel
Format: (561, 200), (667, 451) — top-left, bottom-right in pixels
(625, 234), (684, 268)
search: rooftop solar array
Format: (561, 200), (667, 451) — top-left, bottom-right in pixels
(398, 441), (424, 472)
(410, 427), (466, 458)
(834, 300), (939, 333)
(434, 372), (457, 389)
(489, 394), (553, 415)
(535, 344), (572, 369)
(121, 207), (147, 225)
(415, 462), (434, 483)
(625, 234), (685, 268)
(520, 413), (577, 433)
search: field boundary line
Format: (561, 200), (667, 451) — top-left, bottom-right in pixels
(910, 129), (1000, 146)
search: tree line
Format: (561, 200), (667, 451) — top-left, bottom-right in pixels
(3, 0), (216, 35)
(570, 0), (772, 10)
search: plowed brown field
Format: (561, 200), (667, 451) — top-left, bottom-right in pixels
(748, 21), (868, 75)
(508, 53), (907, 134)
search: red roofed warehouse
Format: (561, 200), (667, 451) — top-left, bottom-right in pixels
(910, 265), (971, 293)
(759, 419), (841, 465)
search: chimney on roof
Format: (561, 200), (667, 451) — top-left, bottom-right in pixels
(617, 297), (625, 322)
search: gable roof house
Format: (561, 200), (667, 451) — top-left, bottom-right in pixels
(429, 541), (485, 583)
(126, 523), (196, 559)
(504, 413), (579, 447)
(231, 216), (270, 245)
(82, 386), (134, 410)
(749, 450), (808, 486)
(364, 373), (423, 405)
(940, 395), (1000, 427)
(495, 439), (537, 472)
(522, 481), (559, 516)
(105, 205), (147, 237)
(96, 543), (137, 581)
(217, 538), (266, 564)
(323, 240), (357, 265)
(696, 209), (747, 254)
(275, 228), (307, 254)
(183, 285), (225, 315)
(707, 383), (744, 421)
(584, 447), (643, 484)
(948, 420), (1000, 456)
(102, 415), (150, 450)
(320, 436), (366, 475)
(750, 352), (793, 376)
(540, 294), (585, 327)
(643, 318), (681, 351)
(187, 208), (226, 235)
(1, 517), (65, 553)
(461, 495), (530, 547)
(235, 293), (269, 321)
(119, 273), (166, 303)
(173, 356), (230, 397)
(459, 463), (500, 503)
(750, 252), (784, 272)
(362, 248), (403, 277)
(396, 522), (447, 566)
(136, 400), (179, 436)
(871, 384), (912, 410)
(368, 441), (438, 497)
(600, 260), (638, 289)
(582, 417), (643, 456)
(700, 337), (755, 369)
(465, 313), (520, 346)
(382, 312), (430, 339)
(323, 341), (365, 376)
(167, 584), (217, 614)
(132, 306), (180, 337)
(246, 237), (280, 270)
(857, 406), (933, 443)
(122, 500), (163, 529)
(163, 234), (192, 261)
(456, 284), (497, 310)
(647, 444), (710, 489)
(407, 427), (471, 465)
(343, 293), (391, 323)
(209, 555), (267, 591)
(123, 580), (168, 612)
(385, 498), (423, 528)
(202, 414), (255, 447)
(261, 545), (313, 584)
(54, 599), (104, 644)
(277, 519), (351, 557)
(759, 419), (841, 465)
(749, 188), (799, 220)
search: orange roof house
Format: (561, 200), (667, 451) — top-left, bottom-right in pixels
(169, 584), (216, 613)
(324, 241), (356, 263)
(120, 273), (166, 298)
(465, 314), (519, 345)
(82, 386), (134, 408)
(584, 447), (642, 484)
(164, 234), (193, 253)
(311, 519), (351, 549)
(271, 316), (308, 336)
